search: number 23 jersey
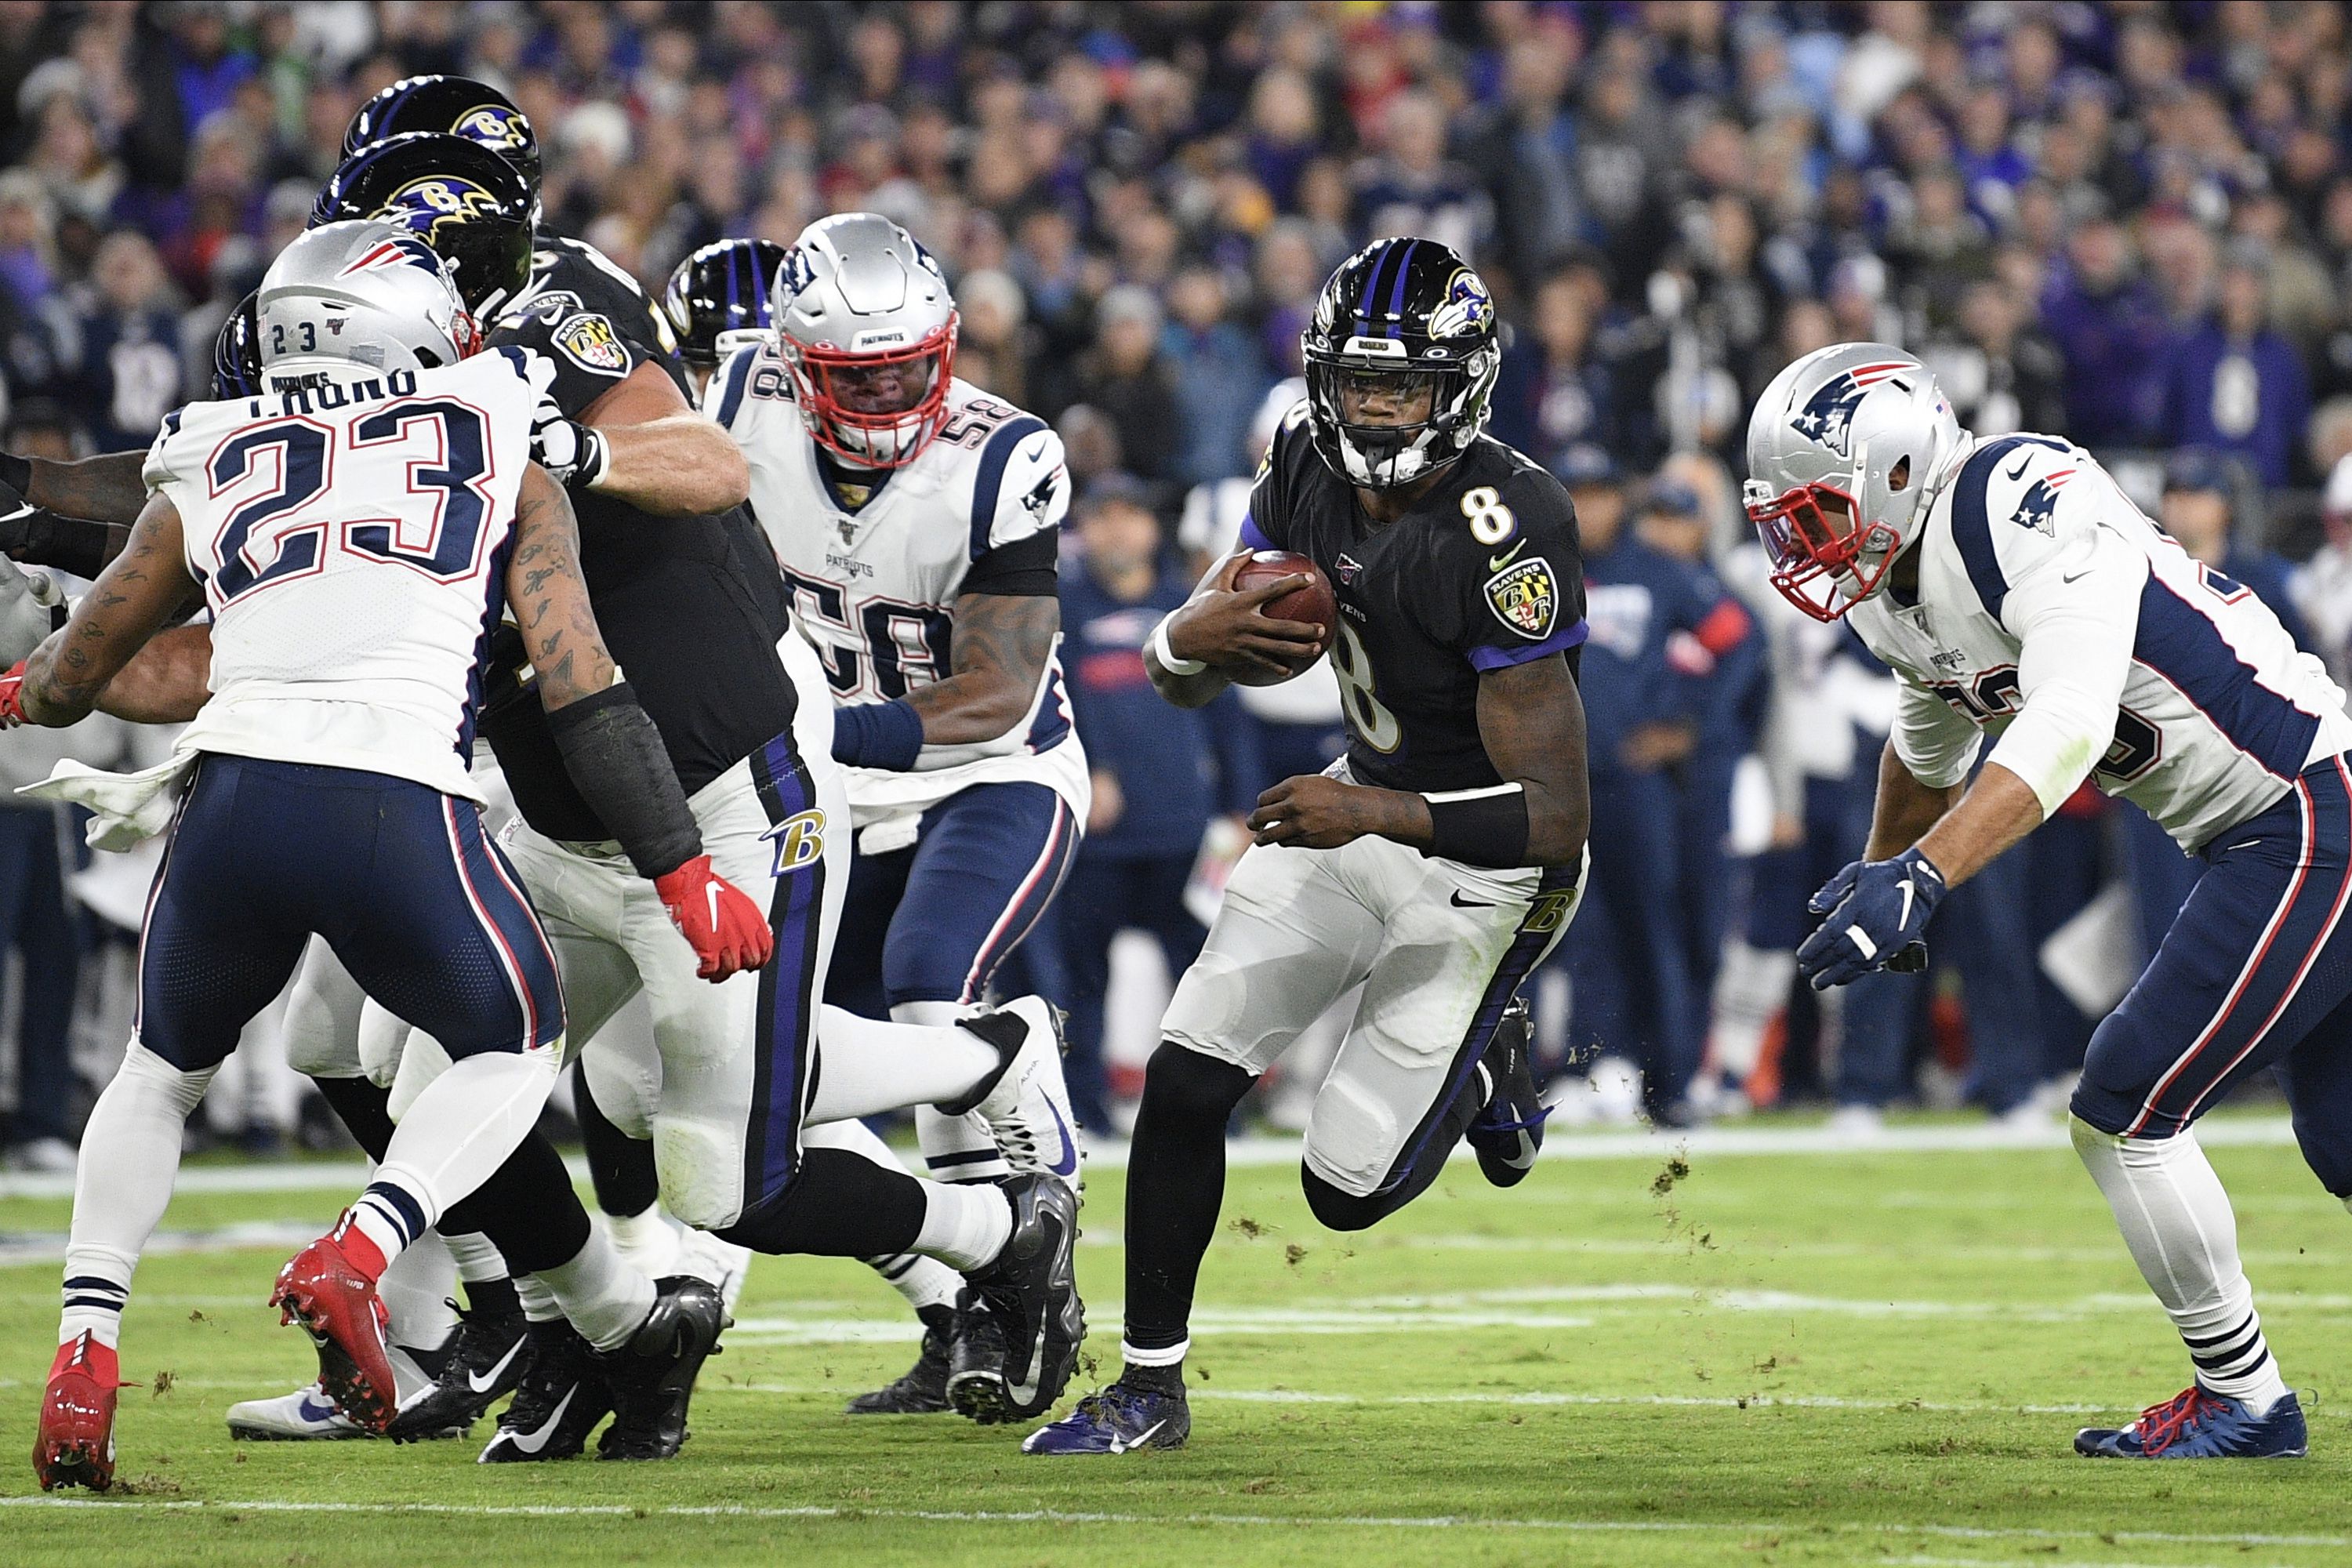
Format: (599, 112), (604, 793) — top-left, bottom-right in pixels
(1245, 405), (1589, 793)
(707, 341), (1087, 830)
(141, 348), (546, 801)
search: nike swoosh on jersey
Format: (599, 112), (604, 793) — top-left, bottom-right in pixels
(503, 1387), (575, 1454)
(467, 1338), (527, 1395)
(1024, 435), (1050, 462)
(2005, 453), (2033, 481)
(1110, 1418), (1167, 1454)
(1489, 542), (1526, 572)
(1450, 891), (1494, 908)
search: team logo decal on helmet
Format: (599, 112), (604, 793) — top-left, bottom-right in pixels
(2013, 466), (2074, 537)
(382, 176), (503, 242)
(336, 234), (446, 280)
(454, 105), (528, 152)
(553, 313), (630, 375)
(1484, 558), (1558, 639)
(1788, 361), (1914, 458)
(1426, 268), (1492, 341)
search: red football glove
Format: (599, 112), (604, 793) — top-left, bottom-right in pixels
(653, 855), (773, 981)
(0, 660), (26, 728)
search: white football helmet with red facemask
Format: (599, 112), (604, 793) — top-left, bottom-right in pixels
(1744, 343), (1965, 621)
(772, 212), (958, 470)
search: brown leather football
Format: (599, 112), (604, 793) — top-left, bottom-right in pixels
(1227, 549), (1337, 685)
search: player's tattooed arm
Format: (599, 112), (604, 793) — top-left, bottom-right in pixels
(19, 490), (195, 726)
(91, 624), (214, 724)
(1148, 550), (1326, 709)
(906, 590), (1058, 744)
(506, 464), (619, 707)
(16, 449), (149, 524)
(579, 361), (750, 515)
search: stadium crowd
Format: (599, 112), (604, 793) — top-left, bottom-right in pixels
(5, 0), (2352, 1163)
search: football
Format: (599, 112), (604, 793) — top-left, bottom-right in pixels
(1225, 549), (1337, 685)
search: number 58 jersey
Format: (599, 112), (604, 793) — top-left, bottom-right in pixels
(141, 347), (550, 802)
(708, 342), (1088, 835)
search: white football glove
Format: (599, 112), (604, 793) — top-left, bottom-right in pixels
(0, 550), (60, 668)
(529, 390), (612, 490)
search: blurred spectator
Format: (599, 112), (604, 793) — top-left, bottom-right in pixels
(1491, 267), (1621, 481)
(2041, 213), (2169, 447)
(1924, 278), (2067, 437)
(0, 730), (83, 1172)
(1073, 285), (1178, 483)
(2162, 253), (2312, 488)
(59, 229), (181, 453)
(1055, 477), (1259, 1131)
(1160, 264), (1266, 488)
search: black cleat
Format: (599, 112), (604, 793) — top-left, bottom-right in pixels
(594, 1276), (728, 1461)
(477, 1320), (610, 1463)
(946, 1176), (1083, 1425)
(1465, 996), (1548, 1188)
(387, 1297), (528, 1442)
(844, 1310), (954, 1415)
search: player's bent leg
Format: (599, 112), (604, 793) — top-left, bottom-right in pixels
(803, 1118), (967, 1414)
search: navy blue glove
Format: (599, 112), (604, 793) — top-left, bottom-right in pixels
(1797, 847), (1947, 989)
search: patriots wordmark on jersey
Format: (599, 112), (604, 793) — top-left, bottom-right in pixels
(709, 338), (1088, 830)
(1242, 401), (1589, 794)
(1851, 432), (2352, 851)
(141, 346), (550, 802)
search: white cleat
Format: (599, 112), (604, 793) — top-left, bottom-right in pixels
(960, 996), (1083, 1195)
(227, 1382), (368, 1441)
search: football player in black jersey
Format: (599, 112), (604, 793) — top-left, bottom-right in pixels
(1026, 238), (1593, 1456)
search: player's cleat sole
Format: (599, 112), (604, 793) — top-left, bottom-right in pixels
(34, 1333), (122, 1490)
(271, 1232), (399, 1436)
(387, 1300), (528, 1443)
(946, 1175), (1083, 1425)
(1022, 1382), (1191, 1455)
(2075, 1387), (2307, 1458)
(844, 1321), (953, 1414)
(953, 997), (1083, 1195)
(477, 1320), (612, 1464)
(1465, 996), (1547, 1188)
(594, 1276), (728, 1461)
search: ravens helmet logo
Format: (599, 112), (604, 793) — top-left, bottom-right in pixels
(380, 176), (502, 237)
(454, 105), (528, 151)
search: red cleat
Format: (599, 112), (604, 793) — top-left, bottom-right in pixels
(34, 1333), (121, 1491)
(271, 1230), (398, 1435)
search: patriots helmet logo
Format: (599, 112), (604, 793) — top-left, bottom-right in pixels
(453, 104), (528, 152)
(336, 234), (445, 280)
(1788, 361), (1912, 458)
(2012, 466), (2074, 536)
(1426, 267), (1493, 340)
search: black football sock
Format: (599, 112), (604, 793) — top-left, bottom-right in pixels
(1121, 1042), (1254, 1381)
(309, 1073), (395, 1161)
(464, 1275), (520, 1319)
(714, 1147), (928, 1258)
(437, 1127), (592, 1276)
(573, 1059), (661, 1219)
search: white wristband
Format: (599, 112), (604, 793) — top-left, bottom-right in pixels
(1149, 615), (1206, 677)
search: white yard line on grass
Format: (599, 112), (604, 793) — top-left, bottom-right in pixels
(2, 1495), (2344, 1554)
(0, 1116), (2303, 1201)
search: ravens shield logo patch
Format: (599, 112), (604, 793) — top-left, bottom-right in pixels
(554, 313), (630, 376)
(1483, 557), (1557, 639)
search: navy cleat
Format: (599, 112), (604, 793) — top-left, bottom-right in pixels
(946, 1175), (1083, 1425)
(2074, 1386), (2307, 1458)
(1022, 1381), (1190, 1455)
(1465, 996), (1548, 1188)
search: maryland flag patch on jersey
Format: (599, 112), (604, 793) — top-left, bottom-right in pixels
(1484, 557), (1558, 639)
(554, 312), (630, 376)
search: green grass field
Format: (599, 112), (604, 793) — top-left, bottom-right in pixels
(2, 1119), (2348, 1567)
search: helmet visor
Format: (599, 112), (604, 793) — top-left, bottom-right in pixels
(1745, 478), (1899, 622)
(784, 318), (957, 469)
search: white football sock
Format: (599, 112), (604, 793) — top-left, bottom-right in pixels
(898, 1000), (1013, 1184)
(60, 1042), (216, 1350)
(1708, 941), (1794, 1080)
(516, 1272), (561, 1324)
(913, 1181), (1013, 1272)
(445, 1229), (508, 1285)
(803, 1119), (965, 1312)
(2071, 1116), (2290, 1414)
(364, 1047), (561, 1265)
(808, 1003), (997, 1120)
(537, 1226), (658, 1352)
(378, 1230), (459, 1351)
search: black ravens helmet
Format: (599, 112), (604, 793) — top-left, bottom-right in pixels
(312, 132), (536, 318)
(212, 289), (261, 400)
(1301, 237), (1501, 490)
(344, 74), (541, 205)
(663, 239), (789, 368)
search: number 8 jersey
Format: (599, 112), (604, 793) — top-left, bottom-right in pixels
(707, 341), (1088, 833)
(1853, 434), (2352, 851)
(141, 347), (549, 803)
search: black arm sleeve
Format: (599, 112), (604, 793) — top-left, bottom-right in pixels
(545, 681), (706, 879)
(960, 527), (1059, 597)
(2, 505), (128, 580)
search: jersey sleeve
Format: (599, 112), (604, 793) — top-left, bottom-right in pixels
(488, 302), (651, 420)
(1454, 463), (1588, 671)
(1240, 397), (1312, 554)
(968, 416), (1068, 559)
(139, 405), (191, 493)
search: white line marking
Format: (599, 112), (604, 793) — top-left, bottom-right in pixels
(0, 1496), (2343, 1552)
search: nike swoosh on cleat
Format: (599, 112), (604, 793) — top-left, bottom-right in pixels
(1046, 1102), (1079, 1179)
(1007, 1318), (1051, 1405)
(296, 1395), (342, 1424)
(468, 1338), (526, 1395)
(503, 1387), (575, 1454)
(1109, 1418), (1167, 1454)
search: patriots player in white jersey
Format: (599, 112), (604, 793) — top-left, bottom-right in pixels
(11, 223), (770, 1488)
(1748, 342), (2352, 1460)
(709, 213), (1088, 1417)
